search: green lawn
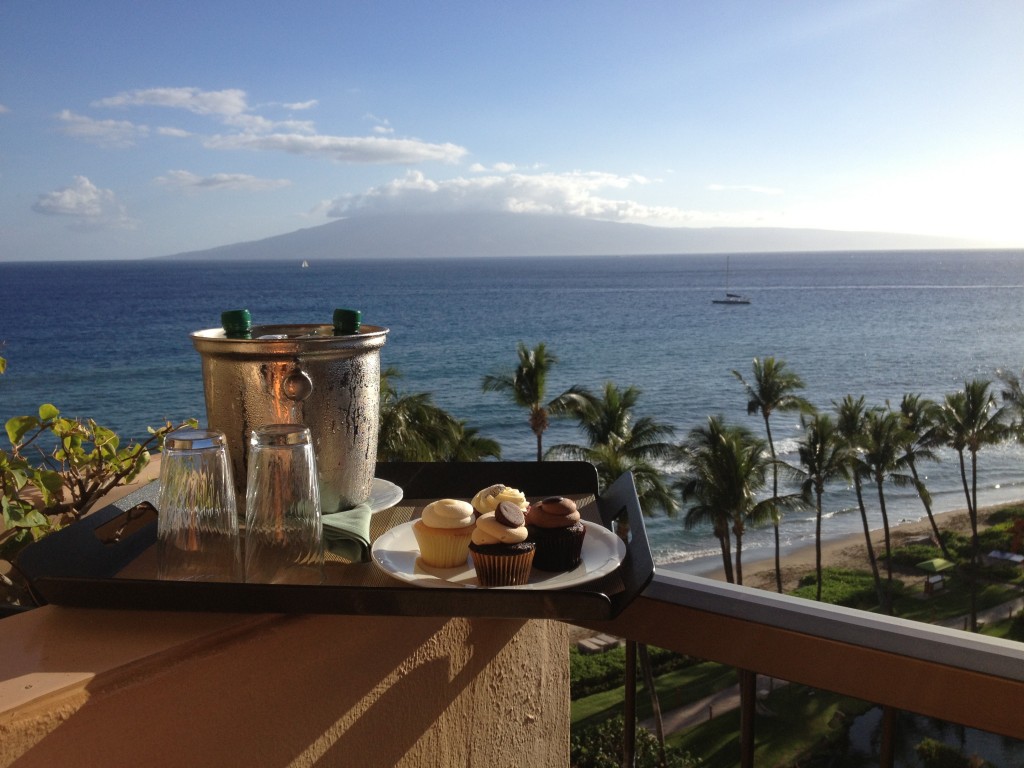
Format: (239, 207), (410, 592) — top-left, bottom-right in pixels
(669, 685), (875, 768)
(572, 660), (737, 730)
(893, 580), (1022, 623)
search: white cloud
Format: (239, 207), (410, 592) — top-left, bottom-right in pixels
(204, 133), (467, 164)
(363, 113), (394, 135)
(93, 87), (250, 118)
(92, 87), (316, 135)
(156, 126), (193, 138)
(323, 169), (778, 229)
(77, 87), (462, 168)
(155, 170), (291, 191)
(326, 170), (656, 218)
(470, 162), (521, 173)
(708, 183), (785, 196)
(31, 176), (135, 230)
(57, 110), (148, 147)
(0, 104), (9, 114)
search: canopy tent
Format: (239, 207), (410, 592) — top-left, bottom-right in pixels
(916, 557), (955, 573)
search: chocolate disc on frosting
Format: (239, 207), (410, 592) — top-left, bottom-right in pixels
(495, 500), (526, 528)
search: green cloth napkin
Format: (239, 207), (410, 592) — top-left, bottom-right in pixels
(322, 503), (372, 562)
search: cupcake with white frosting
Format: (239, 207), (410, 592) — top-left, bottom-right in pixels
(413, 498), (476, 568)
(470, 483), (528, 517)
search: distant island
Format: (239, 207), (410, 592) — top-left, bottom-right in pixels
(160, 211), (981, 261)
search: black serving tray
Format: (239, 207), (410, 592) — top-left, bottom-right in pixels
(16, 462), (653, 621)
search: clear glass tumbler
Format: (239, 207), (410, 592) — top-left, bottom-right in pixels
(157, 429), (241, 582)
(244, 424), (324, 584)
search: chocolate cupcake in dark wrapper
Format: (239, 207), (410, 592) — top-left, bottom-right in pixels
(469, 500), (535, 586)
(527, 496), (586, 571)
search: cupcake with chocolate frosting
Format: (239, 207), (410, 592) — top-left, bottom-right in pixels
(469, 501), (535, 586)
(526, 496), (586, 571)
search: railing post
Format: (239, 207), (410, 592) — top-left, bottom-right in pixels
(623, 639), (637, 768)
(879, 705), (898, 768)
(739, 669), (756, 768)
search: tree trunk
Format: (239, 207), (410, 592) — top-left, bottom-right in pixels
(815, 489), (823, 601)
(734, 526), (744, 586)
(876, 477), (894, 616)
(718, 532), (735, 584)
(638, 644), (667, 768)
(956, 448), (979, 632)
(854, 475), (886, 609)
(765, 416), (783, 594)
(908, 459), (951, 559)
(969, 449), (981, 632)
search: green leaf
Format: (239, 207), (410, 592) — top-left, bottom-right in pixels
(0, 356), (7, 375)
(34, 470), (64, 495)
(38, 403), (59, 421)
(5, 415), (40, 445)
(7, 468), (29, 491)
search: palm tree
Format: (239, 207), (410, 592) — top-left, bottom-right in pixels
(677, 416), (799, 585)
(439, 422), (502, 462)
(996, 367), (1024, 446)
(733, 357), (815, 593)
(481, 342), (592, 461)
(936, 379), (1009, 631)
(795, 413), (847, 601)
(833, 395), (886, 609)
(861, 407), (914, 615)
(898, 393), (950, 559)
(548, 381), (678, 516)
(678, 417), (736, 582)
(379, 368), (499, 462)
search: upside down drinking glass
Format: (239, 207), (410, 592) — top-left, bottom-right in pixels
(244, 424), (324, 584)
(157, 429), (242, 582)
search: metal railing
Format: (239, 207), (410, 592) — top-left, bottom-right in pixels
(582, 570), (1024, 766)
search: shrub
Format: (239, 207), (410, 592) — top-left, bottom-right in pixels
(570, 645), (693, 700)
(793, 568), (894, 609)
(914, 736), (992, 767)
(570, 715), (701, 768)
(887, 542), (943, 568)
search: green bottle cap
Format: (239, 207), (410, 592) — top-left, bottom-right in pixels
(332, 308), (362, 335)
(221, 309), (252, 339)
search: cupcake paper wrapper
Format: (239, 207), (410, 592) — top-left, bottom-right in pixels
(413, 525), (474, 568)
(471, 548), (535, 587)
(529, 525), (587, 572)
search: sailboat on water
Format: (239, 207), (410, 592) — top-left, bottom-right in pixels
(711, 256), (750, 305)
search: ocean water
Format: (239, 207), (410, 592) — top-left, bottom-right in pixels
(3, 250), (1024, 573)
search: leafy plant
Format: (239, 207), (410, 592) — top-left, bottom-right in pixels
(570, 715), (701, 768)
(1, 355), (195, 561)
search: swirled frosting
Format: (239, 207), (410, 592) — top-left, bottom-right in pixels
(471, 484), (528, 515)
(471, 506), (530, 545)
(527, 496), (581, 528)
(421, 498), (475, 529)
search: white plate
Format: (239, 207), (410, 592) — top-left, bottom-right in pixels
(371, 520), (625, 590)
(367, 478), (403, 513)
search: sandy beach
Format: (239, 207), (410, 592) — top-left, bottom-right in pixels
(664, 502), (1020, 593)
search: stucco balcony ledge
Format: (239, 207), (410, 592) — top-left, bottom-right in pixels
(0, 607), (570, 768)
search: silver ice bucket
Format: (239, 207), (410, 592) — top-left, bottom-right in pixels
(191, 323), (388, 512)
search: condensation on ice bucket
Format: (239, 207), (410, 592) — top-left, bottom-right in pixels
(191, 323), (388, 513)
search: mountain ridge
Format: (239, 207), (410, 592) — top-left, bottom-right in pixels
(160, 211), (982, 260)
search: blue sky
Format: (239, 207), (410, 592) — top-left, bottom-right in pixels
(2, 1), (1022, 261)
